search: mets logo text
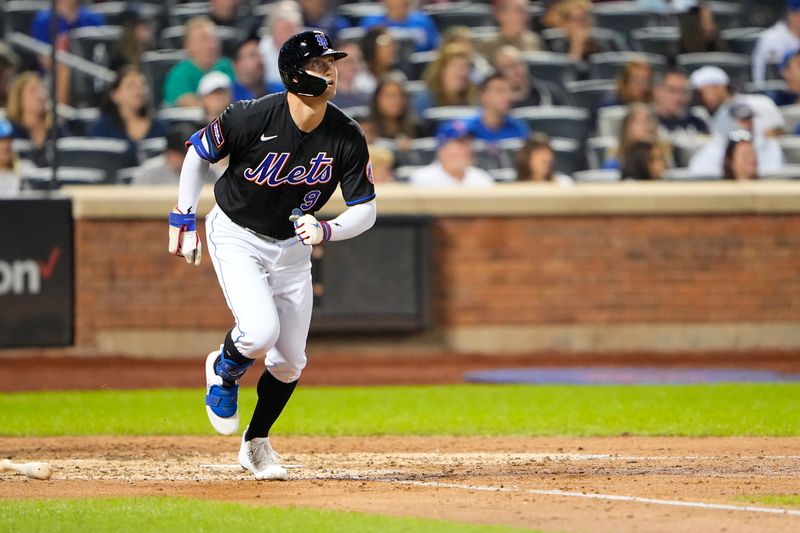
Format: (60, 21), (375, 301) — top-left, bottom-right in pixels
(244, 152), (334, 187)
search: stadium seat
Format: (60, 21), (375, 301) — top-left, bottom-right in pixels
(393, 165), (420, 183)
(140, 50), (187, 108)
(424, 3), (493, 33)
(55, 137), (138, 183)
(596, 105), (627, 139)
(57, 106), (100, 137)
(542, 27), (628, 54)
(708, 0), (745, 30)
(422, 106), (478, 129)
(572, 169), (621, 183)
(720, 27), (763, 56)
(567, 79), (616, 111)
(779, 104), (800, 133)
(589, 51), (667, 81)
(398, 137), (438, 167)
(116, 167), (139, 185)
(744, 80), (788, 96)
(550, 137), (585, 176)
(761, 164), (800, 180)
(337, 2), (384, 25)
(777, 136), (800, 164)
(631, 26), (680, 58)
(162, 25), (244, 51)
(592, 3), (660, 48)
(487, 167), (517, 183)
(156, 107), (206, 130)
(11, 139), (33, 163)
(138, 137), (167, 162)
(677, 53), (752, 87)
(661, 168), (721, 181)
(68, 26), (123, 69)
(92, 2), (163, 27)
(337, 26), (366, 45)
(511, 106), (591, 142)
(586, 136), (617, 170)
(408, 50), (437, 81)
(3, 0), (48, 40)
(21, 166), (106, 190)
(520, 51), (579, 90)
(169, 2), (213, 26)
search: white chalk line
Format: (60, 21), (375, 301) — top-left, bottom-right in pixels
(379, 479), (800, 517)
(200, 464), (304, 469)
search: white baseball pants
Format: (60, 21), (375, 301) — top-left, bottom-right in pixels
(205, 205), (313, 383)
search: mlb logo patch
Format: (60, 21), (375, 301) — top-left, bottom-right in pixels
(315, 32), (328, 48)
(209, 117), (224, 149)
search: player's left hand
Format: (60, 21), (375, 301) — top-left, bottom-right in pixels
(290, 208), (330, 246)
(168, 207), (202, 266)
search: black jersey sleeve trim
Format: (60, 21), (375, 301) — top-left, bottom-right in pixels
(345, 193), (377, 206)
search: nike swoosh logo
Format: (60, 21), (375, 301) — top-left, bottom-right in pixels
(260, 134), (278, 142)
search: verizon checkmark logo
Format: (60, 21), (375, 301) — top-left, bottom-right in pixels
(0, 246), (62, 295)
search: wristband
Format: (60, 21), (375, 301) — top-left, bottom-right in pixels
(169, 210), (196, 231)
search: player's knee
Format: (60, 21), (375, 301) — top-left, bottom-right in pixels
(266, 353), (307, 383)
(236, 324), (280, 357)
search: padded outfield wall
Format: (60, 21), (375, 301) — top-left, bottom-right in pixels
(2, 182), (800, 357)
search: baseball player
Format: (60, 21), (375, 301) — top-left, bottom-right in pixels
(168, 30), (377, 480)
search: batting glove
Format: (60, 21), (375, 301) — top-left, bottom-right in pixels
(290, 208), (330, 246)
(168, 207), (202, 265)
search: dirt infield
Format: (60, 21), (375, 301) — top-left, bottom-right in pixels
(1, 435), (799, 532)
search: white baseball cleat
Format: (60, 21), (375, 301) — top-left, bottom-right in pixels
(238, 430), (288, 481)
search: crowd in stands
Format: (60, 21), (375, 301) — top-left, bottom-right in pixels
(0, 0), (798, 191)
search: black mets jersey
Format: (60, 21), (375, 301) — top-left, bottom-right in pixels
(189, 92), (376, 240)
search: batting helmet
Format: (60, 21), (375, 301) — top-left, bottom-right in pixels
(279, 30), (347, 97)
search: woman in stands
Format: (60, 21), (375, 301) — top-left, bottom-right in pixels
(88, 66), (166, 159)
(362, 26), (399, 86)
(109, 9), (158, 71)
(370, 72), (431, 166)
(621, 140), (667, 180)
(679, 1), (728, 55)
(723, 130), (759, 181)
(599, 60), (653, 108)
(6, 72), (69, 167)
(515, 132), (572, 185)
(604, 103), (672, 170)
(416, 43), (477, 116)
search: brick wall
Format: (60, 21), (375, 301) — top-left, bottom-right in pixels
(73, 214), (800, 351)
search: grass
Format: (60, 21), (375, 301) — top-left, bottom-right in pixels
(734, 495), (800, 508)
(1, 383), (799, 437)
(0, 497), (531, 533)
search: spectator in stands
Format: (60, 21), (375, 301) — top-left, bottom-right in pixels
(771, 48), (800, 106)
(689, 103), (782, 177)
(0, 44), (19, 110)
(416, 44), (477, 116)
(441, 26), (493, 84)
(637, 0), (696, 14)
(369, 73), (429, 165)
(678, 1), (728, 54)
(599, 60), (653, 108)
(480, 0), (542, 59)
(362, 27), (399, 84)
(723, 130), (760, 181)
(163, 17), (235, 107)
(198, 71), (233, 122)
(493, 45), (568, 107)
(515, 133), (572, 185)
(259, 1), (303, 94)
(109, 8), (157, 71)
(690, 66), (785, 139)
(6, 72), (68, 167)
(652, 70), (709, 146)
(299, 0), (350, 41)
(331, 41), (375, 109)
(209, 0), (246, 31)
(31, 0), (105, 45)
(133, 125), (198, 186)
(231, 35), (268, 102)
(604, 103), (671, 170)
(752, 0), (800, 84)
(360, 0), (440, 52)
(621, 141), (667, 180)
(88, 67), (166, 158)
(551, 0), (612, 69)
(409, 120), (495, 187)
(0, 118), (21, 195)
(465, 74), (529, 143)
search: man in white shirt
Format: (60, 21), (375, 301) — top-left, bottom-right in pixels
(409, 121), (495, 187)
(752, 0), (800, 83)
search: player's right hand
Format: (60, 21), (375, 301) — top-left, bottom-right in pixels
(168, 207), (202, 266)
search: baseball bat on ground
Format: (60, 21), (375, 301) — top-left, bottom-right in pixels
(0, 458), (53, 480)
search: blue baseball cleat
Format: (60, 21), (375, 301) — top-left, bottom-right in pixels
(205, 346), (254, 435)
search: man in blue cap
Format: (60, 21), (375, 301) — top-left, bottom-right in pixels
(752, 0), (800, 83)
(770, 48), (800, 106)
(409, 121), (495, 187)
